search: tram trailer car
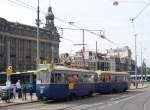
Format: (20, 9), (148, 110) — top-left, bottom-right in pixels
(95, 71), (130, 93)
(36, 66), (97, 101)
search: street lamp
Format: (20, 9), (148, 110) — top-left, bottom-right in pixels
(112, 0), (150, 88)
(113, 1), (119, 6)
(129, 18), (138, 88)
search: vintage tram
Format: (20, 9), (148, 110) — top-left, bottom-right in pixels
(95, 71), (129, 93)
(36, 65), (97, 101)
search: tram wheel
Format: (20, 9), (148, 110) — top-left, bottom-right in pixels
(37, 96), (43, 101)
(67, 93), (76, 101)
(112, 89), (117, 93)
(88, 91), (93, 97)
(123, 88), (127, 92)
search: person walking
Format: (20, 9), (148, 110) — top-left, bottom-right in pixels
(12, 84), (16, 99)
(22, 83), (27, 101)
(29, 86), (33, 101)
(16, 80), (22, 99)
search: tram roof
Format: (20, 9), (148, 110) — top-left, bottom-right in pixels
(37, 65), (95, 73)
(54, 66), (94, 72)
(95, 70), (129, 75)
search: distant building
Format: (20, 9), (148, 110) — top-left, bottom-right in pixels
(64, 50), (110, 71)
(0, 6), (60, 72)
(72, 51), (86, 68)
(59, 47), (135, 73)
(107, 46), (134, 73)
(107, 46), (132, 59)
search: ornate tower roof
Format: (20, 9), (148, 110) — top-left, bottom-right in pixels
(46, 6), (54, 21)
(45, 5), (54, 29)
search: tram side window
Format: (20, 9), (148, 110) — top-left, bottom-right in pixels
(101, 75), (111, 83)
(82, 74), (88, 83)
(111, 75), (116, 82)
(124, 75), (128, 81)
(51, 73), (65, 84)
(82, 74), (95, 83)
(101, 75), (105, 82)
(67, 74), (79, 83)
(114, 75), (124, 82)
(51, 74), (54, 83)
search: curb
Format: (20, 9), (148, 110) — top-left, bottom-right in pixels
(130, 84), (149, 90)
(0, 100), (38, 108)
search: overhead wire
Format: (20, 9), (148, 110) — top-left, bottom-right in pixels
(7, 0), (115, 44)
(8, 0), (36, 11)
(132, 2), (150, 21)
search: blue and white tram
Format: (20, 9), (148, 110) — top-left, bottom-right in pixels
(95, 71), (129, 93)
(36, 65), (96, 101)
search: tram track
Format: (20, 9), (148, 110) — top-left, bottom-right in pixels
(62, 89), (150, 110)
(143, 97), (150, 110)
(57, 91), (141, 110)
(1, 90), (147, 110)
(113, 90), (150, 110)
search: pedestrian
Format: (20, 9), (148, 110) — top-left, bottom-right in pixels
(29, 86), (33, 101)
(16, 80), (22, 99)
(12, 84), (16, 99)
(22, 83), (27, 101)
(141, 80), (144, 86)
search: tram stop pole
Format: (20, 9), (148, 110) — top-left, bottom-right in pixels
(6, 66), (13, 102)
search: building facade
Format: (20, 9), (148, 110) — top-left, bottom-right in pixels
(60, 51), (110, 71)
(107, 46), (132, 59)
(59, 46), (134, 73)
(107, 46), (135, 73)
(0, 6), (60, 72)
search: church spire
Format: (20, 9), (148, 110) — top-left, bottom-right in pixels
(45, 1), (54, 29)
(49, 0), (51, 7)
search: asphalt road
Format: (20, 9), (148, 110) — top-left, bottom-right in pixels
(1, 87), (150, 110)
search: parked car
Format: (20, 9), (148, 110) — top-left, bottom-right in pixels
(0, 85), (13, 102)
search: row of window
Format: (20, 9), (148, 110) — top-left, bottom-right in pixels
(37, 70), (96, 84)
(0, 23), (60, 42)
(99, 74), (129, 83)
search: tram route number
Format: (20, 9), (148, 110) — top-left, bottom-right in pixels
(69, 83), (75, 89)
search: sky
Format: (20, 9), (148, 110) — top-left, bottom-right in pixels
(0, 0), (150, 66)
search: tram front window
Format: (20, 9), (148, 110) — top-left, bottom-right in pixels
(37, 70), (51, 84)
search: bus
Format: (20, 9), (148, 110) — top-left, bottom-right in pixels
(0, 71), (36, 92)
